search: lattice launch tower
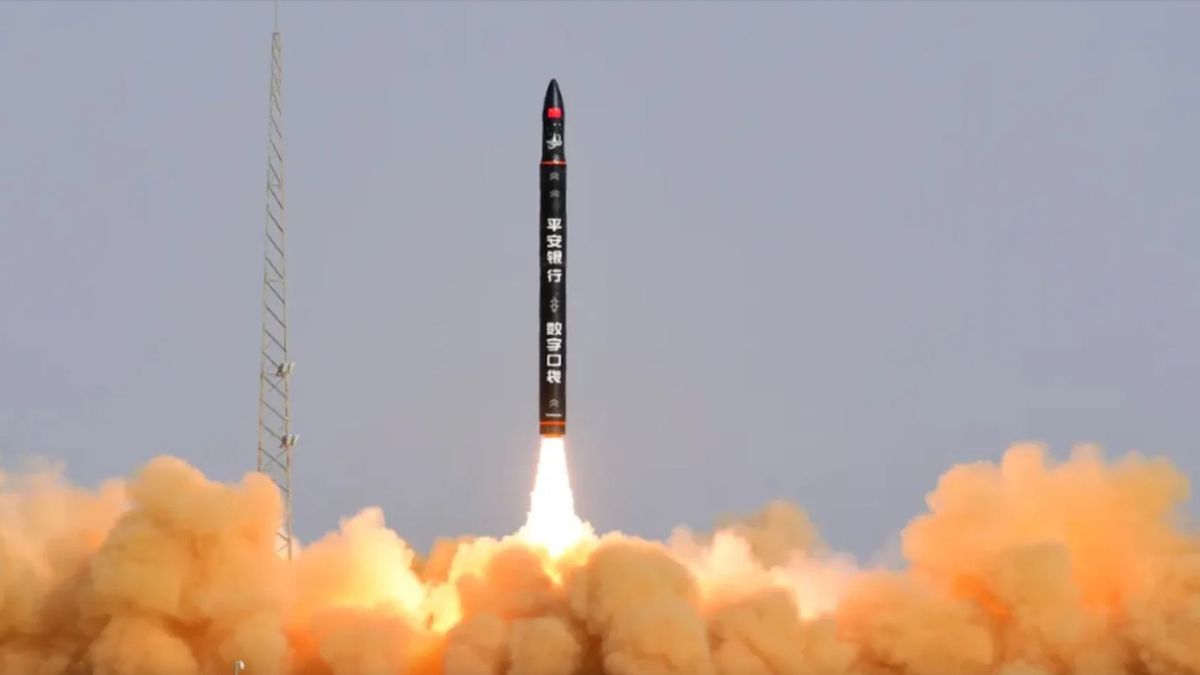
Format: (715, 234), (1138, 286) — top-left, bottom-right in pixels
(256, 8), (296, 559)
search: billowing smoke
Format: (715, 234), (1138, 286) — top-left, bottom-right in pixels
(1, 442), (1198, 675)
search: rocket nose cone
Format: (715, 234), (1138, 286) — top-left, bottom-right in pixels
(544, 79), (563, 113)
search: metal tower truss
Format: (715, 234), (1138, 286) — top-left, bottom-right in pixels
(257, 26), (296, 559)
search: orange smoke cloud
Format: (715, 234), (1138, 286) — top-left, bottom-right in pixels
(0, 441), (1197, 674)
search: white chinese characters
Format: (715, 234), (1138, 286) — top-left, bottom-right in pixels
(543, 213), (565, 386)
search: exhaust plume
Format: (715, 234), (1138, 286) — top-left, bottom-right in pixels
(517, 438), (594, 560)
(0, 441), (1197, 674)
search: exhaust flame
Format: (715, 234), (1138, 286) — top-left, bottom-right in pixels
(517, 436), (593, 558)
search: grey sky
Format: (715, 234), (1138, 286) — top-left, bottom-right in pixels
(1, 1), (1197, 558)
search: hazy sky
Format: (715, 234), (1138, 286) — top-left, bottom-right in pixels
(1, 1), (1198, 558)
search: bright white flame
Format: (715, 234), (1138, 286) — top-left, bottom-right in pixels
(518, 437), (592, 558)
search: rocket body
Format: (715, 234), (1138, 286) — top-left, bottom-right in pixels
(539, 80), (567, 438)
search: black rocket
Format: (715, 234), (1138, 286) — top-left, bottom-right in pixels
(539, 79), (567, 438)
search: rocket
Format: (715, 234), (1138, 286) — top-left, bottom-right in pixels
(539, 79), (567, 438)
